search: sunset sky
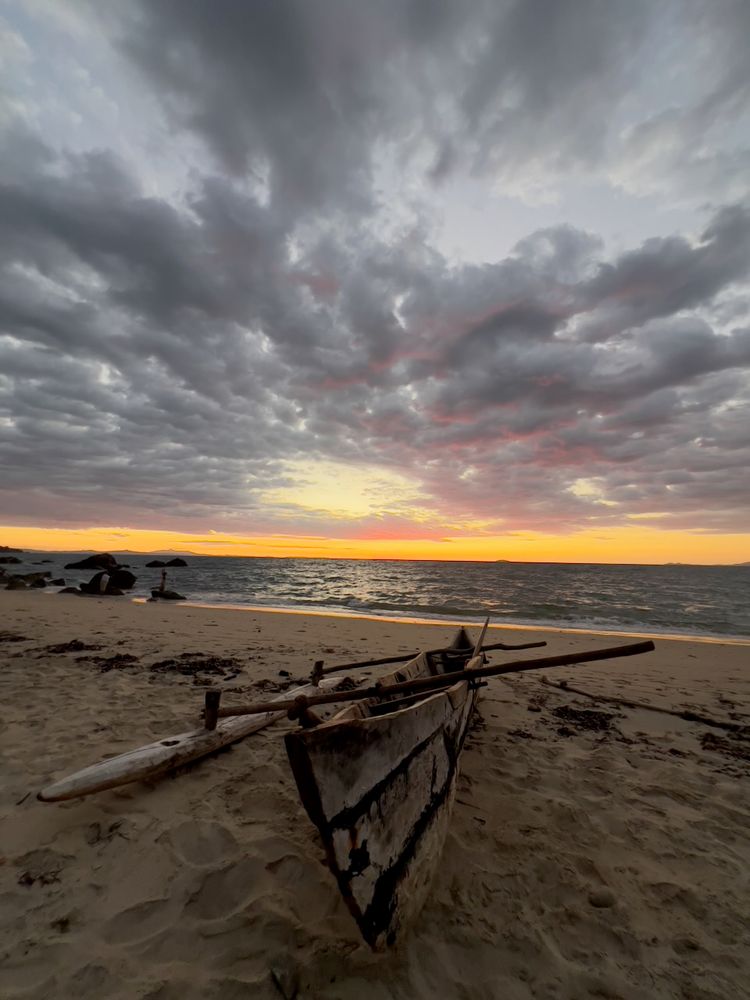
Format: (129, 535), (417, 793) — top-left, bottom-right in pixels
(1, 1), (749, 563)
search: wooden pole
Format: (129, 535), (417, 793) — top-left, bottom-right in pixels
(216, 640), (655, 721)
(472, 617), (490, 657)
(311, 660), (325, 686)
(204, 689), (222, 731)
(318, 638), (547, 676)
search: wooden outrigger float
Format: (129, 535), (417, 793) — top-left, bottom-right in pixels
(211, 626), (655, 949)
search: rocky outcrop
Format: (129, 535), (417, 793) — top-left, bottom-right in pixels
(0, 556), (22, 564)
(6, 577), (27, 589)
(166, 558), (188, 567)
(51, 578), (65, 586)
(146, 560), (167, 568)
(30, 579), (47, 588)
(113, 570), (136, 590)
(79, 569), (136, 595)
(59, 587), (81, 595)
(64, 553), (119, 571)
(150, 589), (186, 601)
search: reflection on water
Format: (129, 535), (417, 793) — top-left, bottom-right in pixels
(25, 553), (750, 639)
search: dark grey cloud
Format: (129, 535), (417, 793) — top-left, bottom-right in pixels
(2, 127), (749, 533)
(116, 0), (750, 210)
(1, 0), (749, 539)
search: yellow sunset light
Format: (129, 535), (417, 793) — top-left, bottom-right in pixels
(1, 523), (748, 565)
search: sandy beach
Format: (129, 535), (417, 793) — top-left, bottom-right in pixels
(1, 590), (748, 999)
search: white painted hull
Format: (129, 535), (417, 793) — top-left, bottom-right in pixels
(286, 629), (478, 949)
(38, 677), (345, 802)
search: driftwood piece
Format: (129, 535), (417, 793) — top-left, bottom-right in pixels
(541, 677), (748, 734)
(219, 640), (655, 720)
(319, 638), (547, 676)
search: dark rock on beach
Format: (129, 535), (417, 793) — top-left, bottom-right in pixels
(30, 578), (47, 588)
(79, 569), (135, 595)
(81, 569), (136, 596)
(146, 560), (167, 567)
(51, 578), (65, 586)
(0, 555), (22, 564)
(6, 577), (27, 589)
(110, 569), (136, 589)
(150, 589), (186, 601)
(18, 572), (51, 583)
(64, 553), (119, 571)
(166, 557), (188, 567)
(59, 587), (81, 594)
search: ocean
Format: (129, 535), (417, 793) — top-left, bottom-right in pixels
(10, 552), (750, 640)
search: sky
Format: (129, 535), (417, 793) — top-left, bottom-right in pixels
(1, 0), (749, 563)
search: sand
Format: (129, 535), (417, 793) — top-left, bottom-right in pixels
(1, 590), (749, 1000)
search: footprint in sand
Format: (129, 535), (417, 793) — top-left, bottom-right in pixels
(185, 857), (271, 921)
(266, 853), (338, 923)
(167, 820), (239, 868)
(103, 897), (177, 944)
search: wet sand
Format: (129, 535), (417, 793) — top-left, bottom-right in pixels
(1, 591), (749, 999)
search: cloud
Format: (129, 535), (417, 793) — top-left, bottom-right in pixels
(0, 0), (748, 541)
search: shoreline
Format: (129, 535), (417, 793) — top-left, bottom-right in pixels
(166, 597), (750, 646)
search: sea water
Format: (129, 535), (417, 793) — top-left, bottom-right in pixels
(17, 553), (750, 640)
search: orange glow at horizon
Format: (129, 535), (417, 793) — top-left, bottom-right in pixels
(1, 524), (749, 565)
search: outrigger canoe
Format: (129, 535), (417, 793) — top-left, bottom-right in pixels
(285, 627), (480, 949)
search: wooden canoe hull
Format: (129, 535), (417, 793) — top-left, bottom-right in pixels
(38, 676), (346, 802)
(285, 630), (478, 949)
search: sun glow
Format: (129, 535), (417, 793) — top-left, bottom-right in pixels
(1, 523), (748, 565)
(260, 459), (427, 520)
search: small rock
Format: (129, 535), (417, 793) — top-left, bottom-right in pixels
(278, 669), (290, 677)
(588, 888), (616, 908)
(150, 589), (186, 601)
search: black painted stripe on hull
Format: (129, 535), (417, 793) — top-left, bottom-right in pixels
(329, 687), (478, 947)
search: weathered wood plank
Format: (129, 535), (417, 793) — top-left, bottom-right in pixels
(285, 627), (479, 949)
